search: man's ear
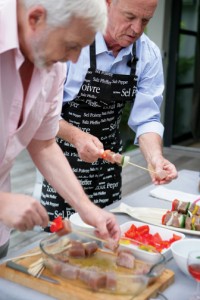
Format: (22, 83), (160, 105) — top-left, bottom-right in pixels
(106, 0), (112, 6)
(28, 6), (47, 30)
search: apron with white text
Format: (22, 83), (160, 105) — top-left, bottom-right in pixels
(41, 42), (138, 222)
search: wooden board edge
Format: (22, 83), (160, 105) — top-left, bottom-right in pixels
(0, 262), (174, 300)
(133, 269), (174, 300)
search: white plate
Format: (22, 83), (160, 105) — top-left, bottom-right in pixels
(120, 220), (185, 264)
(69, 213), (94, 233)
(110, 203), (200, 236)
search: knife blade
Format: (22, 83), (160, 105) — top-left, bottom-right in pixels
(6, 261), (60, 284)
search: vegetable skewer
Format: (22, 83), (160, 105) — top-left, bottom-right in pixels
(101, 149), (164, 176)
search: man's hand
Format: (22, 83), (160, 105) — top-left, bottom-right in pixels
(148, 155), (178, 185)
(72, 130), (104, 162)
(0, 193), (49, 231)
(139, 133), (178, 185)
(78, 203), (121, 242)
(58, 120), (103, 162)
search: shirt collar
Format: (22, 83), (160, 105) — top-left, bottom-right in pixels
(95, 32), (134, 58)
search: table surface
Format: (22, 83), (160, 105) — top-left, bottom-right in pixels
(0, 169), (199, 300)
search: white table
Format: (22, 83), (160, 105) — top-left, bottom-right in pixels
(108, 169), (199, 300)
(0, 170), (199, 300)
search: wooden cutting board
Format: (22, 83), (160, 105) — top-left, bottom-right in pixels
(0, 248), (174, 300)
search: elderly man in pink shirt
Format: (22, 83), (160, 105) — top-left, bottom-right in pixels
(0, 0), (120, 258)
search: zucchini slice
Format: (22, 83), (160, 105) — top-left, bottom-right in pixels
(121, 155), (130, 168)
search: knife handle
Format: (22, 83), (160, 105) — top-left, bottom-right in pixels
(6, 261), (30, 275)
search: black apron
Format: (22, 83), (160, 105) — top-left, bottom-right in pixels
(41, 41), (138, 222)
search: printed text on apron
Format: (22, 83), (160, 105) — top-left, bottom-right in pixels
(41, 41), (138, 223)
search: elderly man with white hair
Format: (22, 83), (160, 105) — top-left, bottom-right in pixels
(0, 0), (120, 258)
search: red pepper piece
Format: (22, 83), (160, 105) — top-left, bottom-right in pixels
(172, 233), (182, 241)
(123, 222), (182, 253)
(125, 231), (135, 239)
(161, 210), (171, 225)
(153, 232), (163, 244)
(137, 225), (150, 235)
(169, 233), (182, 244)
(130, 224), (137, 232)
(101, 150), (111, 159)
(50, 216), (64, 233)
(171, 199), (179, 211)
(161, 213), (167, 225)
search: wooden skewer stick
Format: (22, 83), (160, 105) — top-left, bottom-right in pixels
(49, 221), (106, 243)
(50, 220), (120, 252)
(36, 266), (45, 278)
(127, 161), (158, 175)
(28, 258), (45, 277)
(72, 228), (107, 244)
(3, 251), (42, 263)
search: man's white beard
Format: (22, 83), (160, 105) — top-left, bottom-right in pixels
(34, 55), (47, 69)
(30, 30), (51, 70)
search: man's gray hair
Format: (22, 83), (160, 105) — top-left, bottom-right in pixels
(22, 0), (107, 32)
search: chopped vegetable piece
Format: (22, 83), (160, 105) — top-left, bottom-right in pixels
(119, 239), (131, 245)
(137, 225), (150, 235)
(50, 216), (64, 233)
(123, 223), (182, 253)
(121, 155), (130, 168)
(170, 234), (182, 242)
(161, 212), (168, 225)
(171, 199), (179, 211)
(138, 244), (156, 252)
(178, 214), (186, 228)
(101, 150), (111, 159)
(101, 150), (130, 167)
(192, 205), (199, 215)
(186, 202), (191, 212)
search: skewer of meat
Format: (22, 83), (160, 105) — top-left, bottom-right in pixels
(161, 210), (200, 231)
(171, 199), (190, 214)
(100, 149), (167, 179)
(162, 211), (186, 228)
(101, 149), (130, 167)
(170, 199), (200, 216)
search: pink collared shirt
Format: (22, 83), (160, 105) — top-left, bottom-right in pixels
(0, 0), (66, 245)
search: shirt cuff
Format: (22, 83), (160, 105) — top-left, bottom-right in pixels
(134, 122), (164, 145)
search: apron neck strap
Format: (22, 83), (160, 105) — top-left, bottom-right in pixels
(129, 43), (138, 75)
(90, 41), (96, 69)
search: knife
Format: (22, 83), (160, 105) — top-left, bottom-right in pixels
(6, 261), (60, 284)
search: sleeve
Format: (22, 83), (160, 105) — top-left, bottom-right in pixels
(33, 63), (67, 140)
(128, 38), (165, 145)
